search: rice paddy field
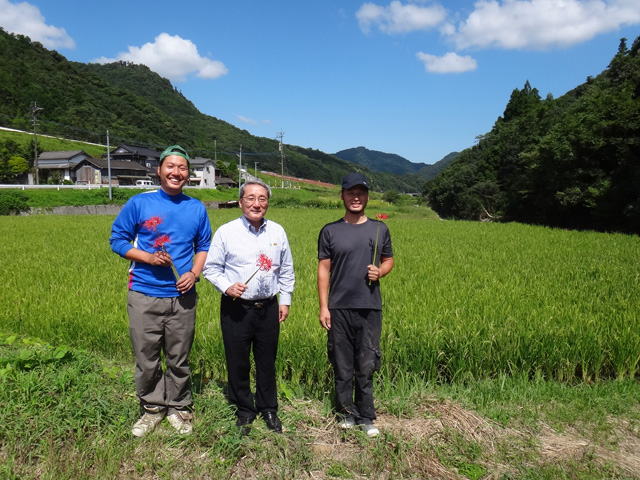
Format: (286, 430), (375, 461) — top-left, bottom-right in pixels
(1, 205), (639, 478)
(2, 208), (638, 388)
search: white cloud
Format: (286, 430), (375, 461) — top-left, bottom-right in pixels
(92, 33), (228, 83)
(449, 0), (640, 50)
(416, 51), (477, 73)
(237, 115), (257, 125)
(356, 0), (447, 34)
(0, 0), (75, 49)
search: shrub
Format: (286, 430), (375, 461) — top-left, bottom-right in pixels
(0, 190), (29, 215)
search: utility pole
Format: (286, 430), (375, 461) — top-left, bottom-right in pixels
(277, 130), (284, 188)
(238, 145), (242, 187)
(107, 130), (112, 200)
(31, 102), (43, 185)
(254, 162), (258, 179)
(214, 140), (218, 189)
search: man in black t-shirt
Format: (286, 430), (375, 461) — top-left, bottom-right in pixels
(317, 172), (394, 437)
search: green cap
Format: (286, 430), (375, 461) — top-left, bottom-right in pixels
(159, 145), (190, 165)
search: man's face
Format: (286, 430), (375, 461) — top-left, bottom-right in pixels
(240, 184), (269, 225)
(157, 155), (189, 195)
(341, 185), (369, 214)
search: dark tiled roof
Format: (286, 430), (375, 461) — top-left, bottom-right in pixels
(190, 157), (214, 166)
(216, 177), (238, 185)
(111, 144), (161, 158)
(38, 150), (88, 160)
(75, 158), (148, 171)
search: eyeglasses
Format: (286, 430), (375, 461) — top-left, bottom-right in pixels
(242, 196), (269, 205)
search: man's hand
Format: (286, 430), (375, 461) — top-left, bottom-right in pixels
(279, 305), (290, 323)
(319, 307), (331, 331)
(367, 264), (381, 282)
(225, 282), (248, 298)
(147, 250), (172, 267)
(176, 271), (197, 295)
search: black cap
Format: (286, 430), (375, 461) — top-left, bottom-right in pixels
(341, 172), (369, 190)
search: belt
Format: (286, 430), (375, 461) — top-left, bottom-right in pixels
(234, 296), (275, 309)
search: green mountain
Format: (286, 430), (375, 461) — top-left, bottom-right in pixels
(335, 146), (458, 180)
(425, 37), (640, 234)
(0, 27), (423, 192)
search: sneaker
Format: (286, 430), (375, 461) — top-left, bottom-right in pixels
(132, 410), (165, 437)
(359, 422), (380, 438)
(338, 415), (356, 429)
(167, 410), (193, 435)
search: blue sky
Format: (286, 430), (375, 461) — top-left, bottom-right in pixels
(1, 0), (639, 165)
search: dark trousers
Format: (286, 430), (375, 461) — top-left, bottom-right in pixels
(327, 309), (382, 422)
(220, 295), (280, 420)
(127, 290), (197, 413)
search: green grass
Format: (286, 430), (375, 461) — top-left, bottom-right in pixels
(1, 204), (639, 478)
(0, 129), (108, 158)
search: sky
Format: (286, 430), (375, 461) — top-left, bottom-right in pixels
(1, 0), (639, 165)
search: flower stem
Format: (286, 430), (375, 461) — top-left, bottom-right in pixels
(232, 268), (260, 301)
(369, 221), (381, 286)
(161, 245), (180, 282)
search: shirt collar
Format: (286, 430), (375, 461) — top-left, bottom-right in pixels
(240, 215), (268, 233)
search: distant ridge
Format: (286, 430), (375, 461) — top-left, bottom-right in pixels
(334, 146), (458, 181)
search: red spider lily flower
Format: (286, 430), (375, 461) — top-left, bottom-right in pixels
(153, 234), (171, 250)
(257, 253), (273, 272)
(375, 213), (388, 220)
(234, 253), (275, 301)
(152, 234), (179, 282)
(240, 253), (274, 289)
(143, 216), (163, 233)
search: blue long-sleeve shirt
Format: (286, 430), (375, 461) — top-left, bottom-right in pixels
(110, 189), (212, 297)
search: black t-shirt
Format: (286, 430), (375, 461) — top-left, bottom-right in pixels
(318, 218), (393, 310)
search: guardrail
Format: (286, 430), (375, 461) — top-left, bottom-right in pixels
(0, 184), (204, 190)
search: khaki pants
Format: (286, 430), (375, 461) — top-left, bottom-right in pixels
(127, 290), (197, 413)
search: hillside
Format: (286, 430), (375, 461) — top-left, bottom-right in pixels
(425, 36), (640, 234)
(0, 28), (423, 192)
(335, 146), (458, 181)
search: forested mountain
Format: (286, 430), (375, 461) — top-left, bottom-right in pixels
(335, 146), (427, 175)
(334, 146), (458, 181)
(425, 37), (640, 234)
(0, 28), (422, 191)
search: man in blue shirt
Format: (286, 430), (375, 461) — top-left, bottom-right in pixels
(203, 179), (295, 434)
(110, 145), (212, 437)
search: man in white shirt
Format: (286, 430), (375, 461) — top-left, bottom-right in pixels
(203, 179), (295, 434)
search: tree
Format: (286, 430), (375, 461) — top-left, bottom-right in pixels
(7, 155), (29, 182)
(215, 159), (229, 177)
(382, 190), (399, 204)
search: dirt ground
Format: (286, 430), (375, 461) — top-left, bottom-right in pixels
(230, 398), (640, 479)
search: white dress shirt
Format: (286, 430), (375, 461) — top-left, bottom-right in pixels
(203, 216), (295, 304)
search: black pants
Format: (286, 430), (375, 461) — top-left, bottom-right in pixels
(327, 309), (382, 422)
(220, 295), (279, 420)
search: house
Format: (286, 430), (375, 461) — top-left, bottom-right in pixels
(109, 144), (161, 169)
(37, 150), (92, 183)
(215, 177), (239, 188)
(74, 158), (151, 185)
(189, 157), (216, 188)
